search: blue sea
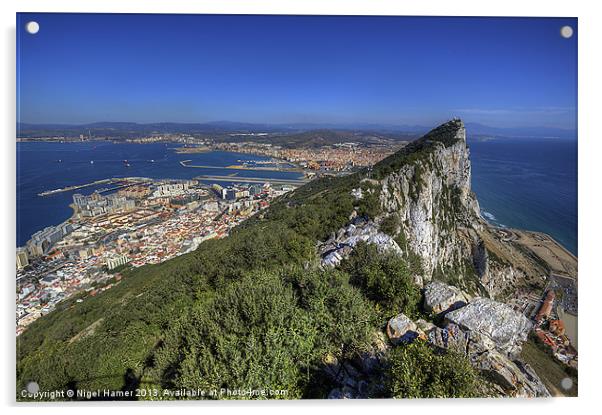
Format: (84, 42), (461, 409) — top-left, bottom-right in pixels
(17, 138), (578, 256)
(16, 141), (301, 247)
(468, 137), (577, 255)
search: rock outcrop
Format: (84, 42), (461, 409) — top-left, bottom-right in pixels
(428, 323), (470, 354)
(370, 119), (549, 299)
(386, 313), (419, 345)
(445, 297), (532, 356)
(325, 331), (390, 399)
(466, 332), (550, 397)
(423, 281), (470, 315)
(320, 217), (402, 267)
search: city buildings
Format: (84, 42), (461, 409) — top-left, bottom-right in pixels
(106, 253), (129, 270)
(16, 248), (29, 270)
(26, 222), (75, 257)
(16, 177), (295, 335)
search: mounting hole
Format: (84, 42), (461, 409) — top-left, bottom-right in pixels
(25, 21), (40, 34)
(560, 25), (573, 39)
(26, 381), (40, 394)
(560, 377), (573, 390)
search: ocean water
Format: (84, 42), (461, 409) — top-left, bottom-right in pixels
(17, 139), (578, 256)
(16, 141), (302, 247)
(468, 137), (577, 255)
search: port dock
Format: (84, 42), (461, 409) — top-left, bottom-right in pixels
(38, 179), (116, 196)
(38, 177), (152, 197)
(195, 175), (308, 186)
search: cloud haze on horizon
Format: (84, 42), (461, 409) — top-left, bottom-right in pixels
(17, 14), (577, 131)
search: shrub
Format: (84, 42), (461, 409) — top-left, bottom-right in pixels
(387, 341), (478, 398)
(341, 242), (421, 318)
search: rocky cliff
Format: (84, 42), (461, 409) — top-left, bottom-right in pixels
(368, 119), (548, 299)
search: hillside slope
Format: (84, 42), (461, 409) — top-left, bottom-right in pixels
(17, 119), (563, 400)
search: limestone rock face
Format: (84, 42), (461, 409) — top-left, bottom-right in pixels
(427, 320), (550, 397)
(445, 297), (532, 356)
(428, 323), (469, 354)
(378, 120), (483, 283)
(320, 119), (549, 300)
(373, 119), (547, 299)
(386, 313), (418, 345)
(471, 347), (550, 397)
(320, 217), (402, 267)
(423, 281), (470, 315)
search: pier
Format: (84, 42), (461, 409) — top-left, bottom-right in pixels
(38, 179), (115, 196)
(195, 174), (309, 186)
(38, 177), (152, 197)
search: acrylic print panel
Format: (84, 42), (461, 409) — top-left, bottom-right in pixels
(16, 13), (578, 401)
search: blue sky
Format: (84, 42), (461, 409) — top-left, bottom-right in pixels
(17, 14), (577, 130)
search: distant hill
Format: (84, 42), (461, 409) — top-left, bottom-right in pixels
(17, 120), (575, 141)
(16, 122), (416, 147)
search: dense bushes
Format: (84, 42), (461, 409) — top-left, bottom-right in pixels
(148, 268), (378, 399)
(386, 341), (478, 398)
(341, 242), (421, 318)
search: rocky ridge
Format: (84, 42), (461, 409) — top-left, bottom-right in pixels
(372, 119), (548, 300)
(323, 120), (554, 398)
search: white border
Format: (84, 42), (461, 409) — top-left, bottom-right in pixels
(2, 1), (601, 414)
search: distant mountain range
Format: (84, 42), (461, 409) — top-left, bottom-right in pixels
(16, 120), (576, 139)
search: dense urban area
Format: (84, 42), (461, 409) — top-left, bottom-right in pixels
(16, 174), (299, 335)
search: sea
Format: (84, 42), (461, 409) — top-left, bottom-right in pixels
(16, 141), (302, 247)
(468, 137), (577, 255)
(17, 138), (578, 255)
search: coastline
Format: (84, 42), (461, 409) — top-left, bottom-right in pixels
(16, 141), (306, 247)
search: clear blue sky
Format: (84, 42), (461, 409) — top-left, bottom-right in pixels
(17, 13), (577, 129)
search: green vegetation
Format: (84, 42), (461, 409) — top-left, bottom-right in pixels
(17, 221), (317, 397)
(379, 213), (400, 236)
(15, 215), (393, 399)
(386, 341), (479, 398)
(341, 242), (421, 318)
(148, 268), (378, 399)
